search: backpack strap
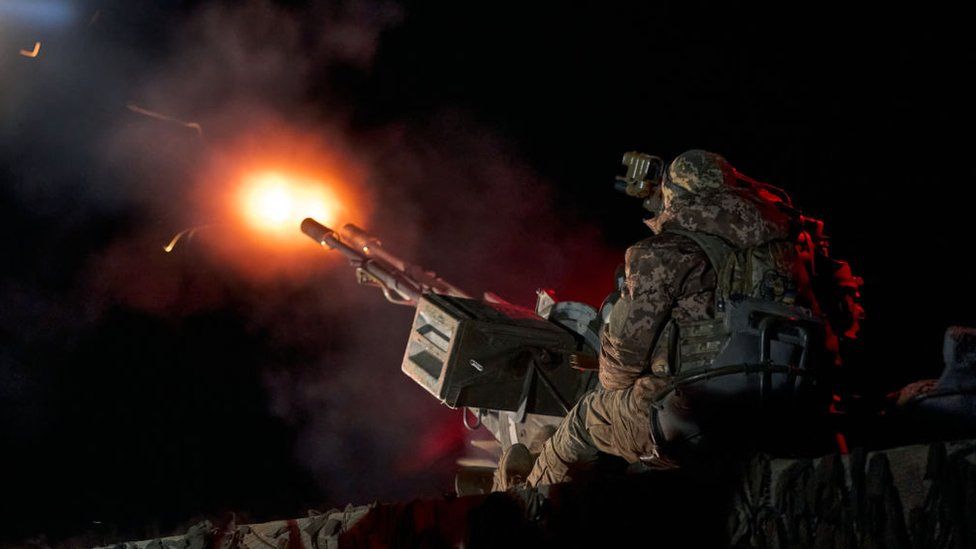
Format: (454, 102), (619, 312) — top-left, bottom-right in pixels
(666, 228), (735, 311)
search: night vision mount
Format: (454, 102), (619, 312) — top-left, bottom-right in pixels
(614, 151), (665, 214)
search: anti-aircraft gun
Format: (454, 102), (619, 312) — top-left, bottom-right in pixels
(299, 151), (876, 492)
(93, 155), (976, 548)
(300, 218), (602, 489)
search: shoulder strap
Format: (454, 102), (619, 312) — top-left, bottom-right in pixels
(666, 228), (736, 312)
(666, 229), (735, 277)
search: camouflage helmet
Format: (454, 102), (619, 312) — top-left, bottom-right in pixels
(665, 149), (734, 196)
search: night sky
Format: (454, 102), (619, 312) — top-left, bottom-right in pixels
(1, 1), (973, 545)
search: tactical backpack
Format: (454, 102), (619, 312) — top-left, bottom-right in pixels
(649, 228), (828, 452)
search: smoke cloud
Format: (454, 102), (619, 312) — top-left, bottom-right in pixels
(0, 0), (616, 537)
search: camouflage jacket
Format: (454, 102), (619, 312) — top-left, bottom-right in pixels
(598, 186), (802, 392)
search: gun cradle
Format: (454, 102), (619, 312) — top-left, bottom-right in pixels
(402, 294), (590, 417)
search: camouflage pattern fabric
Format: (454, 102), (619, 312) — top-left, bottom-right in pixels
(93, 505), (371, 549)
(528, 382), (662, 486)
(529, 150), (808, 486)
(666, 149), (735, 195)
(728, 439), (976, 548)
(598, 232), (718, 390)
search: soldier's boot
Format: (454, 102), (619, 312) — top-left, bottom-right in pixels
(491, 443), (536, 491)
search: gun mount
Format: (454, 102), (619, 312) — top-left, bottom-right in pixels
(404, 293), (587, 417)
(301, 218), (602, 462)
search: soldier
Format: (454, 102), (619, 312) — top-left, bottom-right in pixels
(507, 150), (862, 487)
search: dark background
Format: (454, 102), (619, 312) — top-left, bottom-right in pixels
(1, 0), (973, 544)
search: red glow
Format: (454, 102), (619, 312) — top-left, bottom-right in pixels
(397, 415), (467, 474)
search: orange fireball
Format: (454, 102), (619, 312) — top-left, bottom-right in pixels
(185, 123), (371, 281)
(239, 171), (340, 234)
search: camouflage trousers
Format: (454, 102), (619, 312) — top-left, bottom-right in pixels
(527, 378), (664, 486)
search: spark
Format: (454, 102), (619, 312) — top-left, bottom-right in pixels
(19, 42), (41, 58)
(126, 102), (204, 137)
(163, 225), (212, 253)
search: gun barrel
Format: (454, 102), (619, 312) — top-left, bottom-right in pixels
(302, 217), (469, 306)
(301, 218), (339, 248)
(302, 217), (422, 304)
(340, 223), (469, 299)
(301, 218), (369, 266)
(340, 223), (407, 272)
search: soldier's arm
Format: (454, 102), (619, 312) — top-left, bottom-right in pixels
(598, 236), (700, 390)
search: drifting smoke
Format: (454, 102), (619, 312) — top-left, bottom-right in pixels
(0, 0), (617, 534)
